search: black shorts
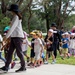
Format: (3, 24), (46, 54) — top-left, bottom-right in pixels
(30, 49), (35, 58)
(47, 47), (53, 52)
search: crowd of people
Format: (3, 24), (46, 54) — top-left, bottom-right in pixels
(0, 4), (75, 73)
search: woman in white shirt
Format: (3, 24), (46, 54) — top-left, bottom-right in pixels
(0, 4), (26, 72)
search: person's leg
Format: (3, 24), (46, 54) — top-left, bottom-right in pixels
(4, 49), (8, 60)
(23, 51), (30, 62)
(14, 38), (25, 68)
(5, 39), (15, 68)
(69, 48), (72, 56)
(44, 51), (49, 64)
(34, 52), (40, 67)
(51, 51), (55, 61)
(53, 43), (57, 59)
(0, 39), (15, 71)
(0, 52), (6, 63)
(73, 49), (75, 57)
(51, 51), (56, 64)
(13, 51), (18, 61)
(30, 50), (35, 63)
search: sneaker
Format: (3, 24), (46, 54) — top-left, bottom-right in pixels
(44, 61), (48, 64)
(0, 66), (8, 73)
(54, 59), (57, 62)
(15, 67), (26, 72)
(28, 62), (33, 66)
(11, 62), (16, 69)
(51, 61), (55, 64)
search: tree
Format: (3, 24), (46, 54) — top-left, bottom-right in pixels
(32, 0), (75, 31)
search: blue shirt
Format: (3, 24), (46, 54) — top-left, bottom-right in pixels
(62, 38), (69, 48)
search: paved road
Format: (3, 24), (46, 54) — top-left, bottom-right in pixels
(0, 60), (75, 75)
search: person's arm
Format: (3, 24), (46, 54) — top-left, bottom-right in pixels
(39, 39), (44, 52)
(6, 16), (19, 38)
(57, 30), (61, 42)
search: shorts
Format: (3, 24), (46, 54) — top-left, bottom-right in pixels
(23, 51), (27, 55)
(62, 48), (68, 54)
(47, 47), (53, 52)
(35, 52), (40, 60)
(30, 49), (35, 58)
(46, 50), (54, 55)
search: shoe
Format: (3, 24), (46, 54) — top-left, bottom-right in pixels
(28, 62), (32, 66)
(0, 66), (8, 73)
(11, 62), (16, 69)
(44, 61), (48, 64)
(54, 59), (57, 62)
(51, 61), (55, 64)
(15, 67), (26, 72)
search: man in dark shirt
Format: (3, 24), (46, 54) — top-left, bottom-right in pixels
(50, 23), (61, 60)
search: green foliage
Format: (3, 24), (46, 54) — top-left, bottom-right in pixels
(64, 14), (75, 30)
(0, 0), (75, 33)
(0, 14), (10, 32)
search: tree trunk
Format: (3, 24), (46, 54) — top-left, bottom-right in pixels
(28, 7), (32, 33)
(1, 0), (7, 16)
(44, 4), (50, 32)
(45, 14), (49, 31)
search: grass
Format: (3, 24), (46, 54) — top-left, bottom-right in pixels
(27, 46), (75, 65)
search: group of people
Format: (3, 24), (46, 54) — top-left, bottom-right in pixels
(0, 4), (75, 73)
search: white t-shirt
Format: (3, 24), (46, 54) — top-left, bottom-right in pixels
(34, 38), (42, 53)
(6, 15), (24, 38)
(22, 37), (30, 52)
(69, 39), (75, 49)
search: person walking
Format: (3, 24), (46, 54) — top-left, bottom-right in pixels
(50, 23), (61, 61)
(0, 4), (26, 72)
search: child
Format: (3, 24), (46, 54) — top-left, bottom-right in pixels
(28, 31), (36, 66)
(22, 31), (30, 62)
(61, 33), (69, 59)
(0, 33), (6, 63)
(69, 33), (75, 57)
(2, 37), (16, 69)
(44, 29), (55, 64)
(39, 31), (45, 64)
(33, 31), (43, 67)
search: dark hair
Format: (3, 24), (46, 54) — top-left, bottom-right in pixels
(14, 11), (22, 20)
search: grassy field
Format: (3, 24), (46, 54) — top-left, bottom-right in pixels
(27, 47), (75, 65)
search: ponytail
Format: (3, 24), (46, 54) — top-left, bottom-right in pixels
(14, 11), (22, 20)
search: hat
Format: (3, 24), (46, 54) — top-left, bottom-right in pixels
(51, 23), (57, 27)
(73, 26), (75, 28)
(8, 4), (20, 12)
(62, 33), (65, 36)
(71, 33), (75, 36)
(64, 32), (69, 35)
(30, 32), (36, 35)
(49, 29), (53, 33)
